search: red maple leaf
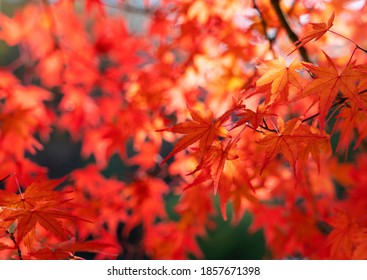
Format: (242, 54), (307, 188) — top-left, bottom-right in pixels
(0, 177), (84, 244)
(297, 52), (366, 129)
(29, 240), (119, 260)
(158, 105), (230, 164)
(257, 118), (330, 176)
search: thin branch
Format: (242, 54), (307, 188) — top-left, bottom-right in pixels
(301, 112), (319, 124)
(245, 123), (265, 134)
(299, 90), (367, 124)
(357, 45), (367, 54)
(301, 96), (347, 123)
(6, 230), (23, 260)
(270, 0), (310, 62)
(328, 30), (367, 54)
(0, 174), (12, 184)
(253, 0), (276, 56)
(260, 118), (278, 133)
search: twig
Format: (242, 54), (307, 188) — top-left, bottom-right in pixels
(6, 230), (23, 260)
(301, 89), (367, 124)
(270, 0), (310, 62)
(253, 0), (276, 56)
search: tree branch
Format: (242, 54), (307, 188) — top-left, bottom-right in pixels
(253, 0), (276, 56)
(6, 230), (23, 260)
(270, 0), (310, 62)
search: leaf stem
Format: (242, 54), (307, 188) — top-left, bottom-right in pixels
(0, 173), (26, 199)
(328, 29), (367, 54)
(345, 47), (357, 68)
(301, 96), (349, 124)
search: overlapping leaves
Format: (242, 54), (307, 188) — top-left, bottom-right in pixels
(0, 177), (79, 244)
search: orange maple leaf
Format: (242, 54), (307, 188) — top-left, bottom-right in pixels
(257, 118), (330, 175)
(256, 57), (303, 104)
(158, 106), (230, 164)
(236, 105), (277, 130)
(288, 13), (334, 55)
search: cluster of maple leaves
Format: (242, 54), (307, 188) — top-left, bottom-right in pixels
(1, 0), (367, 260)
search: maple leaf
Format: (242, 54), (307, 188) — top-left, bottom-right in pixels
(0, 177), (83, 244)
(0, 6), (38, 45)
(69, 165), (128, 238)
(0, 242), (12, 251)
(4, 205), (78, 243)
(2, 0), (367, 261)
(257, 118), (330, 176)
(188, 139), (239, 194)
(143, 222), (203, 259)
(29, 240), (120, 260)
(37, 49), (64, 87)
(235, 105), (277, 130)
(149, 11), (173, 40)
(0, 107), (43, 158)
(327, 209), (359, 259)
(333, 106), (367, 151)
(256, 57), (303, 104)
(85, 0), (105, 15)
(288, 13), (335, 55)
(129, 140), (160, 170)
(187, 1), (210, 25)
(297, 52), (365, 129)
(185, 137), (258, 220)
(157, 106), (230, 164)
(352, 230), (367, 260)
(123, 177), (168, 235)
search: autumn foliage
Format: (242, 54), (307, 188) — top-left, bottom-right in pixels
(1, 0), (367, 260)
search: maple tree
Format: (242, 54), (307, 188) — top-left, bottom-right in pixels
(1, 0), (367, 260)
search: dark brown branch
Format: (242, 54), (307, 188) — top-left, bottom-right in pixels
(301, 96), (348, 123)
(357, 45), (367, 53)
(301, 87), (367, 124)
(0, 174), (12, 184)
(301, 112), (319, 124)
(270, 0), (310, 62)
(245, 123), (265, 134)
(6, 230), (23, 260)
(260, 118), (278, 133)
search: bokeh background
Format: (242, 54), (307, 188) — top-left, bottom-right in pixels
(0, 0), (266, 259)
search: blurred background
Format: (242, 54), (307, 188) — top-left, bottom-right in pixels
(0, 0), (266, 259)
